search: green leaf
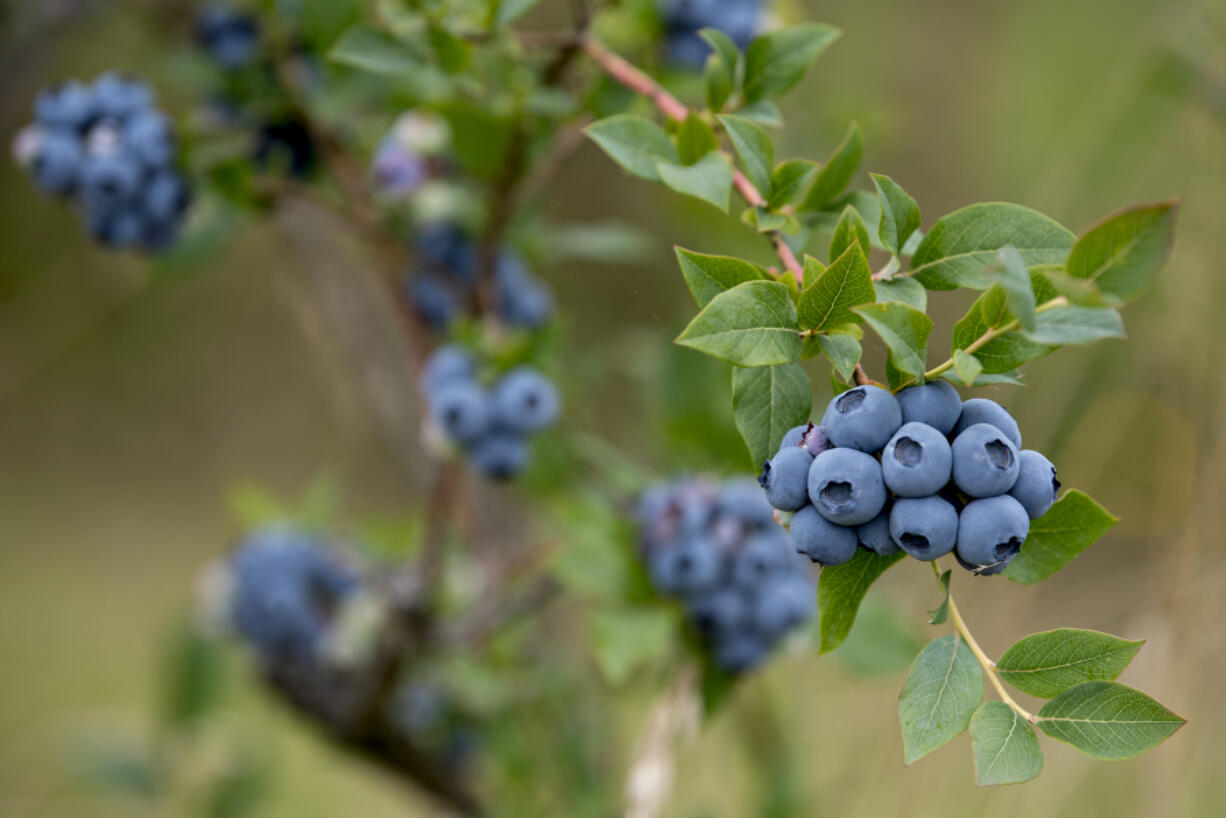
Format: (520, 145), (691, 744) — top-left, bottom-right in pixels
(328, 25), (422, 74)
(829, 205), (870, 261)
(997, 629), (1144, 698)
(994, 246), (1037, 331)
(910, 203), (1075, 290)
(732, 363), (813, 467)
(799, 243), (874, 331)
(952, 349), (983, 386)
(657, 152), (734, 212)
(675, 113), (719, 165)
(1023, 306), (1125, 346)
(942, 369), (1024, 387)
(769, 160), (819, 208)
(875, 278), (927, 311)
(704, 54), (734, 112)
(585, 115), (678, 181)
(818, 333), (862, 381)
(802, 255), (825, 289)
(718, 114), (774, 194)
(1037, 681), (1185, 760)
(427, 23), (470, 72)
(589, 608), (676, 685)
(870, 173), (921, 256)
(741, 206), (793, 233)
(734, 100), (784, 127)
(743, 23), (841, 103)
(494, 0), (541, 23)
(853, 301), (933, 380)
(1004, 490), (1118, 585)
(831, 596), (923, 677)
(675, 247), (770, 308)
(800, 122), (863, 211)
(675, 280), (802, 366)
(970, 702), (1043, 786)
(952, 286), (1053, 374)
(699, 28), (741, 77)
(816, 548), (905, 653)
(928, 569), (951, 625)
(898, 634), (984, 764)
(162, 626), (225, 731)
(1065, 200), (1179, 303)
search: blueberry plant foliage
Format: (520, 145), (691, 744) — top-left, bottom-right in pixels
(13, 0), (1186, 813)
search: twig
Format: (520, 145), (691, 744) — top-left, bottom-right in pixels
(623, 667), (700, 818)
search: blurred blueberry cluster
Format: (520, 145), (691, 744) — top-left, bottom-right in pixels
(637, 477), (815, 673)
(658, 0), (763, 67)
(13, 73), (191, 251)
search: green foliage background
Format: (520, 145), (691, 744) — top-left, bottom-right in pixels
(0, 0), (1223, 815)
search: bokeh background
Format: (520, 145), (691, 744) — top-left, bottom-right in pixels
(2, 0), (1224, 815)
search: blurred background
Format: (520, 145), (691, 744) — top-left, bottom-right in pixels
(1, 0), (1224, 815)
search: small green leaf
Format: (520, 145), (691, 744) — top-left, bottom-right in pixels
(799, 243), (875, 331)
(743, 23), (841, 102)
(1065, 200), (1179, 303)
(718, 114), (774, 194)
(585, 115), (679, 181)
(818, 333), (862, 381)
(1004, 490), (1118, 585)
(853, 301), (933, 380)
(676, 280), (802, 366)
(769, 159), (818, 208)
(741, 206), (793, 233)
(328, 25), (423, 74)
(734, 100), (784, 127)
(675, 113), (719, 165)
(970, 702), (1043, 786)
(928, 570), (951, 625)
(657, 152), (734, 211)
(1037, 681), (1185, 760)
(994, 246), (1037, 331)
(427, 23), (470, 72)
(802, 255), (825, 289)
(1023, 306), (1125, 345)
(952, 286), (1053, 374)
(704, 54), (734, 112)
(801, 122), (863, 211)
(875, 278), (927, 311)
(997, 629), (1144, 698)
(589, 608), (676, 685)
(732, 363), (813, 467)
(898, 634), (984, 764)
(817, 548), (905, 653)
(676, 247), (770, 307)
(162, 626), (225, 730)
(870, 173), (921, 256)
(910, 203), (1075, 290)
(830, 205), (870, 261)
(952, 349), (983, 386)
(699, 28), (741, 77)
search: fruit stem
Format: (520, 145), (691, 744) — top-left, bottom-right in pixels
(922, 296), (1069, 381)
(930, 561), (1038, 724)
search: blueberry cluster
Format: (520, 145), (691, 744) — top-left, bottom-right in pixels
(638, 477), (816, 673)
(371, 111), (451, 201)
(13, 73), (191, 251)
(421, 346), (561, 480)
(760, 383), (1059, 575)
(194, 1), (260, 70)
(658, 0), (762, 67)
(227, 528), (359, 660)
(407, 225), (556, 332)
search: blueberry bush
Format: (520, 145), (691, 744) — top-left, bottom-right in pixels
(14, 0), (1186, 813)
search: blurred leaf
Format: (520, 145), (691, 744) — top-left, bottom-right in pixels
(798, 243), (874, 331)
(657, 153), (733, 211)
(328, 25), (423, 74)
(817, 549), (905, 653)
(1037, 682), (1185, 759)
(1005, 490), (1118, 585)
(293, 473), (343, 530)
(437, 102), (515, 178)
(952, 349), (983, 386)
(769, 159), (819, 208)
(589, 608), (676, 685)
(741, 206), (793, 233)
(743, 24), (842, 103)
(970, 702), (1043, 786)
(818, 333), (862, 381)
(78, 744), (162, 799)
(927, 570), (950, 625)
(853, 301), (933, 381)
(226, 481), (286, 527)
(993, 246), (1037, 331)
(296, 0), (362, 49)
(1065, 200), (1179, 303)
(704, 53), (735, 112)
(162, 626), (225, 731)
(719, 114), (774, 194)
(799, 122), (862, 211)
(543, 221), (656, 264)
(829, 205), (870, 261)
(802, 255), (825, 289)
(869, 173), (921, 256)
(832, 596), (922, 676)
(735, 100), (784, 128)
(732, 363), (812, 467)
(1023, 306), (1125, 345)
(874, 277), (927, 311)
(675, 113), (719, 165)
(898, 635), (984, 764)
(427, 24), (471, 73)
(700, 28), (742, 75)
(206, 758), (270, 818)
(997, 629), (1143, 698)
(548, 496), (641, 600)
(676, 281), (802, 366)
(493, 0), (542, 24)
(910, 204), (1075, 290)
(586, 115), (678, 181)
(676, 247), (770, 308)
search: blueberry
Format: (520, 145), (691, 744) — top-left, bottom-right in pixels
(407, 274), (460, 330)
(501, 278), (555, 328)
(881, 422), (953, 497)
(1009, 450), (1060, 519)
(823, 385), (902, 453)
(807, 447), (887, 525)
(421, 345), (475, 394)
(417, 224), (475, 281)
(753, 576), (815, 636)
(896, 381), (962, 435)
(492, 368), (560, 433)
(779, 423), (810, 450)
(469, 431), (528, 480)
(688, 588), (748, 637)
(713, 630), (768, 674)
(91, 72), (153, 120)
(758, 445), (814, 511)
(952, 398), (1021, 448)
(791, 504), (858, 566)
(717, 479), (775, 528)
(799, 424), (834, 457)
(430, 380), (490, 444)
(857, 507), (899, 556)
(889, 496), (958, 560)
(956, 495), (1030, 571)
(951, 423), (1021, 498)
(31, 130), (83, 195)
(372, 138), (427, 198)
(660, 538), (721, 595)
(731, 532), (790, 589)
(142, 171), (190, 222)
(123, 110), (174, 167)
(80, 153), (141, 207)
(34, 81), (95, 130)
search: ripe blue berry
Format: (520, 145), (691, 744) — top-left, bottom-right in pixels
(688, 588), (747, 637)
(714, 630), (768, 673)
(430, 380), (490, 444)
(731, 532), (790, 589)
(889, 496), (958, 560)
(896, 380), (962, 434)
(31, 130), (83, 195)
(823, 385), (902, 453)
(857, 507), (898, 556)
(808, 447), (887, 525)
(493, 368), (559, 433)
(34, 81), (95, 130)
(956, 495), (1030, 570)
(951, 423), (1021, 497)
(663, 538), (722, 595)
(952, 398), (1022, 448)
(759, 445), (814, 511)
(420, 345), (474, 394)
(882, 421), (953, 497)
(779, 423), (810, 450)
(1009, 450), (1059, 519)
(754, 576), (815, 636)
(91, 72), (153, 120)
(80, 153), (141, 207)
(718, 479), (775, 527)
(123, 111), (175, 167)
(791, 504), (858, 566)
(799, 424), (834, 457)
(469, 431), (528, 480)
(407, 274), (460, 330)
